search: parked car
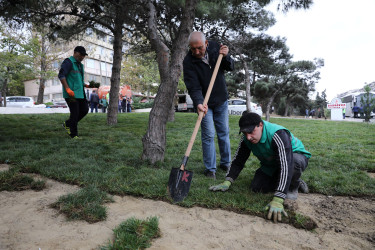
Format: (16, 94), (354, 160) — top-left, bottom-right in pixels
(176, 94), (195, 112)
(228, 99), (263, 117)
(6, 96), (35, 108)
(46, 100), (68, 108)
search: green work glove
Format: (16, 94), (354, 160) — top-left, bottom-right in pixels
(265, 197), (288, 223)
(209, 180), (231, 192)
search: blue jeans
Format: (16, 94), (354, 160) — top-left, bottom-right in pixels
(90, 102), (98, 113)
(200, 100), (231, 172)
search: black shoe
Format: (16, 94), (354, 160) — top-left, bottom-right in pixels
(218, 164), (229, 172)
(204, 169), (216, 180)
(298, 179), (309, 193)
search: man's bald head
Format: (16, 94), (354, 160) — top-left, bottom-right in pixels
(188, 31), (206, 44)
(188, 31), (208, 59)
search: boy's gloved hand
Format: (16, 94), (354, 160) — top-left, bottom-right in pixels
(209, 180), (231, 192)
(66, 88), (75, 97)
(265, 197), (288, 223)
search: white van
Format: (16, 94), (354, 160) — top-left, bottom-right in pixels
(228, 99), (263, 117)
(6, 96), (35, 108)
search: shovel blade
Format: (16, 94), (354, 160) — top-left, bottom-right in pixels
(168, 168), (193, 202)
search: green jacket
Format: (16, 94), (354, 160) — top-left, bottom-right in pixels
(244, 121), (311, 176)
(62, 56), (85, 99)
(100, 98), (108, 107)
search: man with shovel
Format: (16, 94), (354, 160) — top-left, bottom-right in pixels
(183, 31), (235, 179)
(209, 112), (311, 222)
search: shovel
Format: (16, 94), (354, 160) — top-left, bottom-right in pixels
(168, 53), (224, 202)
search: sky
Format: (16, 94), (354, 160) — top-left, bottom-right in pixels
(264, 0), (375, 101)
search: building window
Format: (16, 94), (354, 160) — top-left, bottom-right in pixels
(87, 74), (97, 82)
(86, 59), (95, 68)
(53, 61), (60, 69)
(101, 62), (106, 71)
(100, 47), (106, 56)
(86, 28), (94, 37)
(52, 93), (63, 99)
(52, 78), (60, 86)
(97, 32), (107, 42)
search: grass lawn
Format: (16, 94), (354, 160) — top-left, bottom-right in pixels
(1, 112), (374, 228)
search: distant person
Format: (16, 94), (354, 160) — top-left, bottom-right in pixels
(342, 108), (346, 119)
(359, 106), (364, 118)
(121, 96), (127, 113)
(209, 112), (311, 223)
(99, 95), (108, 113)
(305, 108), (309, 118)
(118, 98), (122, 113)
(183, 31), (234, 179)
(309, 109), (315, 118)
(58, 46), (89, 139)
(127, 97), (132, 113)
(89, 90), (99, 113)
(352, 105), (359, 118)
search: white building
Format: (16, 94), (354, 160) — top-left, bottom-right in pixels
(24, 28), (114, 103)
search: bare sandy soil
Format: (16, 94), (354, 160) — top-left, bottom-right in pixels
(0, 164), (374, 250)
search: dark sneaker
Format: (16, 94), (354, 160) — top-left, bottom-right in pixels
(298, 179), (309, 193)
(218, 164), (229, 172)
(204, 169), (216, 180)
(62, 122), (71, 135)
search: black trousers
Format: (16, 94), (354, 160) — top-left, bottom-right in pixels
(65, 98), (88, 137)
(250, 153), (309, 193)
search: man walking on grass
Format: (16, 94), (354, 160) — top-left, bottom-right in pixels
(59, 46), (89, 139)
(209, 112), (311, 223)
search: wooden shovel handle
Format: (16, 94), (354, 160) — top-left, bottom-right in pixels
(181, 54), (224, 170)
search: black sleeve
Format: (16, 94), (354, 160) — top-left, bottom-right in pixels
(58, 58), (72, 80)
(220, 54), (235, 72)
(271, 129), (294, 199)
(225, 136), (251, 183)
(183, 58), (204, 107)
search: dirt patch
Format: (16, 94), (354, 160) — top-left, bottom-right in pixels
(0, 165), (374, 249)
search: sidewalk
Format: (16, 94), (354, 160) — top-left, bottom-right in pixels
(0, 107), (152, 114)
(269, 114), (375, 123)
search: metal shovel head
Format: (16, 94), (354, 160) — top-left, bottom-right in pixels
(168, 167), (193, 202)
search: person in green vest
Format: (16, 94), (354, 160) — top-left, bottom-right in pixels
(209, 112), (311, 223)
(58, 46), (89, 139)
(99, 95), (108, 113)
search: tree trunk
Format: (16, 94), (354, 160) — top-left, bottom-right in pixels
(168, 101), (175, 122)
(37, 35), (47, 104)
(142, 0), (197, 164)
(284, 99), (290, 117)
(107, 14), (124, 125)
(240, 55), (252, 112)
(265, 90), (279, 121)
(1, 78), (7, 107)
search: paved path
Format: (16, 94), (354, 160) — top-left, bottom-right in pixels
(0, 107), (151, 114)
